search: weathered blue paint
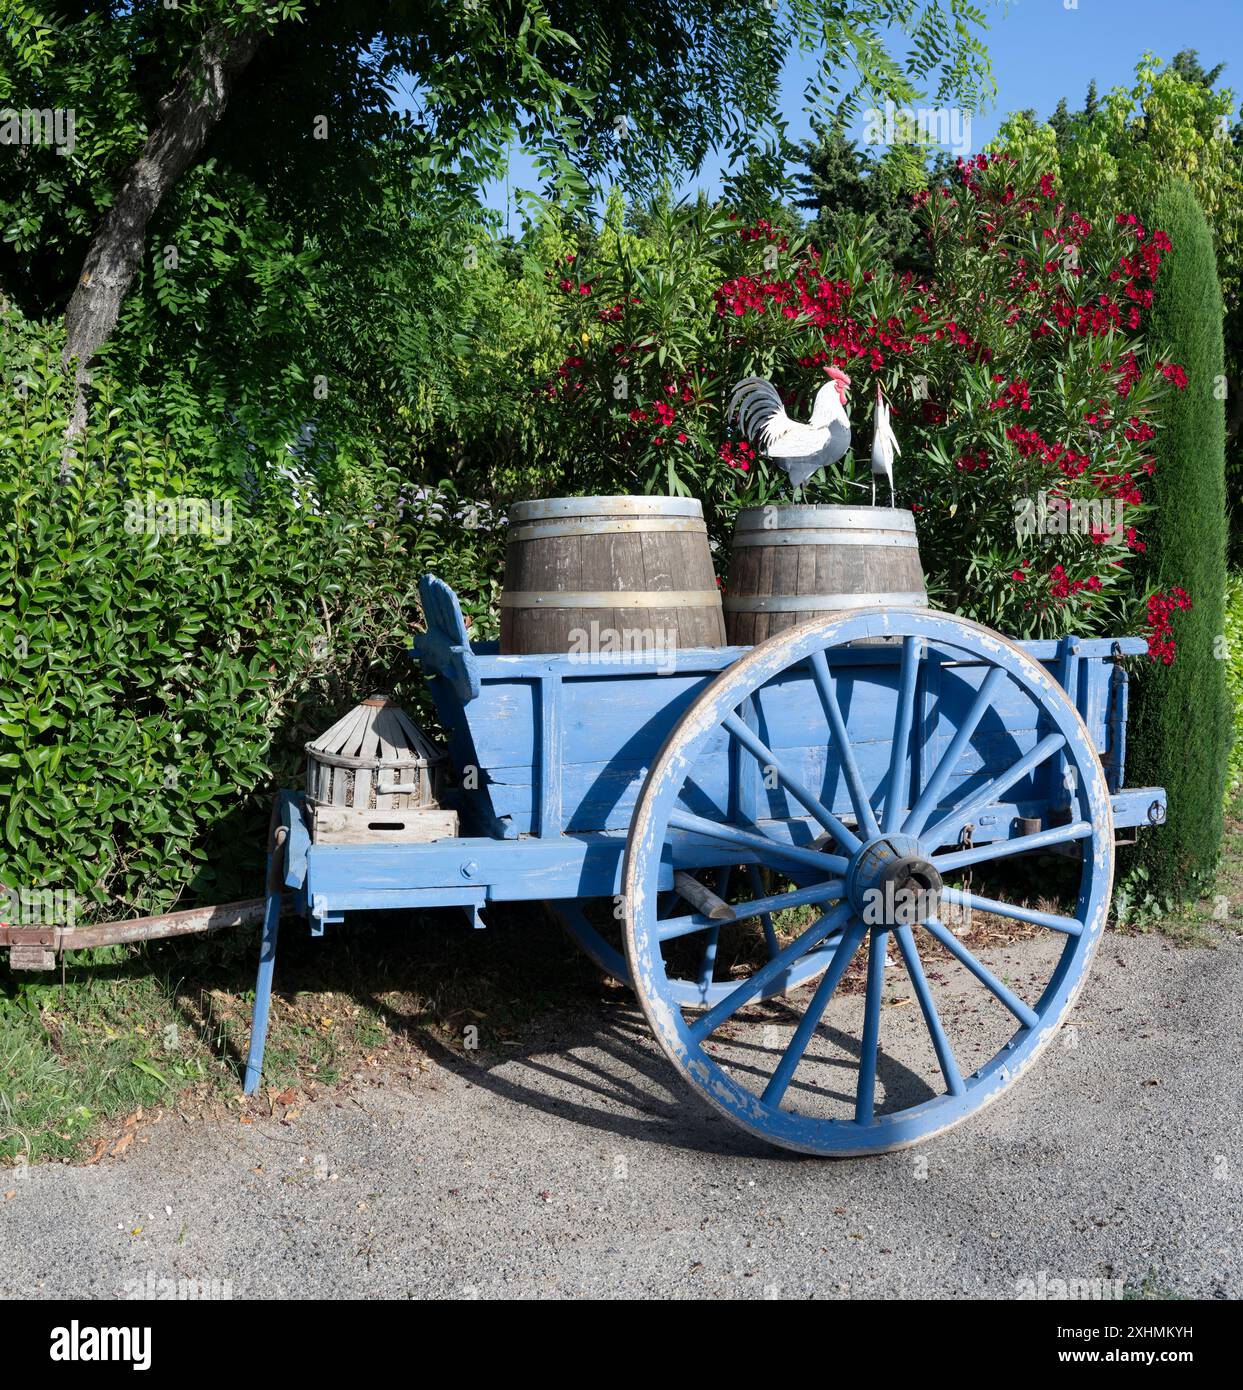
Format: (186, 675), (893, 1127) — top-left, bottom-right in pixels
(414, 576), (1152, 842)
(243, 828), (288, 1096)
(242, 579), (1164, 1150)
(621, 608), (1118, 1156)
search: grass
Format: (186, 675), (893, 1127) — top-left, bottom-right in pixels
(5, 799), (1242, 1169)
(0, 904), (605, 1167)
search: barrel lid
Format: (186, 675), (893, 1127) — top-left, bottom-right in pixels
(734, 504), (916, 533)
(510, 496), (704, 521)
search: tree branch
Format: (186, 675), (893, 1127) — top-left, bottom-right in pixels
(62, 22), (262, 443)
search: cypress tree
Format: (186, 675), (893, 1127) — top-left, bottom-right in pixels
(1126, 179), (1230, 899)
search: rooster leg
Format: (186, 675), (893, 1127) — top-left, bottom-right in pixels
(889, 480), (895, 507)
(871, 477), (876, 507)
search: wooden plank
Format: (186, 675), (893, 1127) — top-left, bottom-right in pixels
(535, 674), (563, 836)
(425, 603), (1118, 836)
(756, 545), (775, 643)
(354, 765), (372, 811)
(310, 805), (459, 845)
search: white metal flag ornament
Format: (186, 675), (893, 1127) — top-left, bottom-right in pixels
(871, 381), (900, 506)
(728, 367), (853, 492)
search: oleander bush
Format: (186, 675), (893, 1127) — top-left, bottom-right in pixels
(536, 153), (1188, 641)
(992, 54), (1243, 558)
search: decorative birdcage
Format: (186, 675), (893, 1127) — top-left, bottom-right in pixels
(304, 695), (457, 844)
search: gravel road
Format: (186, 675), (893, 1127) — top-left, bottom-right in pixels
(3, 929), (1240, 1300)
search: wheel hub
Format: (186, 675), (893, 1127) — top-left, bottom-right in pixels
(846, 834), (943, 927)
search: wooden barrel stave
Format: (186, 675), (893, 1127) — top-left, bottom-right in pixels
(724, 505), (926, 644)
(501, 496), (726, 655)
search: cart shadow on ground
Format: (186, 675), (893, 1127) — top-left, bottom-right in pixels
(147, 899), (941, 1161)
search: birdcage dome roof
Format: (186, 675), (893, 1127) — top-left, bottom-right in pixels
(306, 695), (440, 765)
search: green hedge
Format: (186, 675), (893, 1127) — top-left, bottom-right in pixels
(1225, 572), (1243, 804)
(0, 316), (504, 921)
(1126, 179), (1230, 899)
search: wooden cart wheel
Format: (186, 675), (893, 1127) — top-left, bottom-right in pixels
(622, 608), (1114, 1157)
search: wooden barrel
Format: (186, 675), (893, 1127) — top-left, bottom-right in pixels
(724, 505), (927, 644)
(500, 496), (726, 655)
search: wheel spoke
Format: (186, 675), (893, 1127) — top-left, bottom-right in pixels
(696, 864), (732, 993)
(883, 636), (923, 832)
(762, 917), (869, 1107)
(696, 927), (720, 993)
(690, 902), (854, 1041)
(893, 923), (965, 1097)
(809, 648), (881, 839)
(921, 917), (1041, 1028)
(723, 712), (861, 854)
(904, 666), (1008, 836)
(855, 929), (888, 1124)
(939, 885), (1084, 938)
(745, 862), (780, 958)
(657, 877), (846, 941)
(921, 731), (1066, 847)
(669, 809), (848, 875)
(933, 820), (1091, 873)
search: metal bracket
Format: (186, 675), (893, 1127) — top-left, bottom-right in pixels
(3, 926), (58, 970)
(310, 893), (331, 937)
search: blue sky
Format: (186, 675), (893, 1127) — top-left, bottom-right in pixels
(477, 0), (1243, 223)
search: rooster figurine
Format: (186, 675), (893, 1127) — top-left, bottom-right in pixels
(870, 382), (900, 506)
(728, 367), (853, 495)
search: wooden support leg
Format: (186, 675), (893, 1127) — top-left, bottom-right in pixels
(244, 825), (287, 1096)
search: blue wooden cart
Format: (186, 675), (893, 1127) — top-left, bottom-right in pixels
(244, 575), (1165, 1156)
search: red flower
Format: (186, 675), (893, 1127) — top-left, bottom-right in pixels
(1145, 586), (1192, 663)
(988, 379), (1031, 412)
(1155, 360), (1189, 389)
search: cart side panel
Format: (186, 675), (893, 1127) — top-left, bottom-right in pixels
(414, 573), (1147, 838)
(468, 664), (728, 835)
(426, 645), (1140, 838)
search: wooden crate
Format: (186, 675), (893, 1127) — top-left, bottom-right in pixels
(308, 804), (459, 846)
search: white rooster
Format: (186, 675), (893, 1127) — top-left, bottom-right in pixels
(871, 382), (900, 506)
(728, 367), (853, 494)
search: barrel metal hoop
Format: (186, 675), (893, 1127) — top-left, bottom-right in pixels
(510, 496), (704, 521)
(731, 530), (917, 548)
(723, 592), (928, 612)
(734, 505), (915, 534)
(501, 590), (723, 609)
(510, 517), (706, 542)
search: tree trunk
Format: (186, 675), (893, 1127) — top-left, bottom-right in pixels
(61, 22), (262, 448)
